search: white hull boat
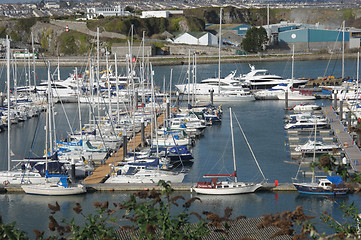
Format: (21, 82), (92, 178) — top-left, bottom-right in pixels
(105, 169), (186, 184)
(21, 177), (86, 196)
(191, 108), (266, 195)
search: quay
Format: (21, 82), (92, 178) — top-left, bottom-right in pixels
(322, 106), (361, 172)
(0, 182), (296, 193)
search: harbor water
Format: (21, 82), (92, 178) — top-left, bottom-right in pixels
(0, 59), (361, 237)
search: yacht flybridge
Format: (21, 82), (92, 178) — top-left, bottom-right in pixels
(239, 65), (308, 90)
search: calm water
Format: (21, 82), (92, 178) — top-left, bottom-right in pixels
(0, 60), (361, 238)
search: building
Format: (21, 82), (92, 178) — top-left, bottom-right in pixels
(265, 21), (361, 52)
(172, 32), (218, 46)
(44, 1), (60, 9)
(278, 28), (351, 52)
(141, 10), (183, 18)
(86, 5), (131, 20)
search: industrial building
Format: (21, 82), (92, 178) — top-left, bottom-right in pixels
(171, 32), (218, 46)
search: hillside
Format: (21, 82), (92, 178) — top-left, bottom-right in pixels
(2, 7), (361, 56)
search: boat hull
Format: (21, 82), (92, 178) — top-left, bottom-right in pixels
(21, 184), (86, 196)
(191, 183), (262, 195)
(293, 183), (348, 195)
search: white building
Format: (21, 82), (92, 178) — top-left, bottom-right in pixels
(44, 1), (60, 9)
(141, 11), (169, 18)
(173, 32), (218, 46)
(141, 10), (183, 18)
(86, 5), (131, 20)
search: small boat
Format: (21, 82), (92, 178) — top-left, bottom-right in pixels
(21, 174), (86, 196)
(284, 118), (328, 130)
(290, 104), (321, 112)
(292, 122), (348, 195)
(191, 107), (266, 195)
(293, 176), (348, 195)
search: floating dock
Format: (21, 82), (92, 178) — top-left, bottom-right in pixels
(323, 106), (361, 172)
(83, 114), (165, 184)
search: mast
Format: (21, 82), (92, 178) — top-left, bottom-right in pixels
(46, 61), (51, 173)
(96, 27), (100, 122)
(76, 67), (83, 151)
(229, 108), (237, 183)
(342, 21), (345, 79)
(218, 7), (222, 95)
(31, 32), (36, 87)
(6, 36), (10, 172)
(187, 49), (191, 105)
(47, 61), (53, 157)
(115, 53), (120, 122)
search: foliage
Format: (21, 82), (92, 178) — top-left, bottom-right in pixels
(242, 26), (268, 53)
(151, 41), (165, 49)
(0, 215), (29, 240)
(9, 31), (20, 42)
(258, 206), (315, 239)
(203, 9), (219, 24)
(321, 202), (361, 239)
(16, 17), (37, 33)
(58, 31), (91, 55)
(0, 26), (6, 38)
(186, 17), (205, 32)
(125, 6), (134, 13)
(169, 17), (182, 32)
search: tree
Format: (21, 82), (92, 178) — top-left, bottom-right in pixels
(242, 26), (268, 53)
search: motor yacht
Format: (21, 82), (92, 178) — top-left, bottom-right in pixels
(239, 65), (308, 90)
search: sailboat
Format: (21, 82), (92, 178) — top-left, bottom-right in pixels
(21, 63), (86, 196)
(292, 122), (348, 195)
(191, 107), (266, 195)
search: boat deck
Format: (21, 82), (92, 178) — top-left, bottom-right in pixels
(84, 114), (165, 184)
(322, 106), (361, 172)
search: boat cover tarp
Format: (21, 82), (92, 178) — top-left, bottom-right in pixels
(327, 176), (343, 186)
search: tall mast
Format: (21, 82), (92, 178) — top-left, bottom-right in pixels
(6, 36), (10, 172)
(96, 27), (100, 121)
(115, 53), (120, 122)
(31, 32), (36, 87)
(342, 21), (345, 79)
(218, 7), (222, 95)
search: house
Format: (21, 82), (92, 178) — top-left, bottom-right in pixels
(172, 32), (218, 46)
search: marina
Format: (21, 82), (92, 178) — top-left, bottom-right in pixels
(1, 59), (361, 237)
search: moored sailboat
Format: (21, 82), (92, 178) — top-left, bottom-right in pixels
(191, 107), (266, 195)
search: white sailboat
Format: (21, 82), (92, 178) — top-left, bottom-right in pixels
(191, 107), (266, 195)
(21, 63), (86, 196)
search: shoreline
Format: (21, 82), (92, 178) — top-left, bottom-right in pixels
(0, 52), (356, 67)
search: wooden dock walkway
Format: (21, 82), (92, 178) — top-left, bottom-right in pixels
(84, 114), (165, 184)
(322, 106), (361, 172)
